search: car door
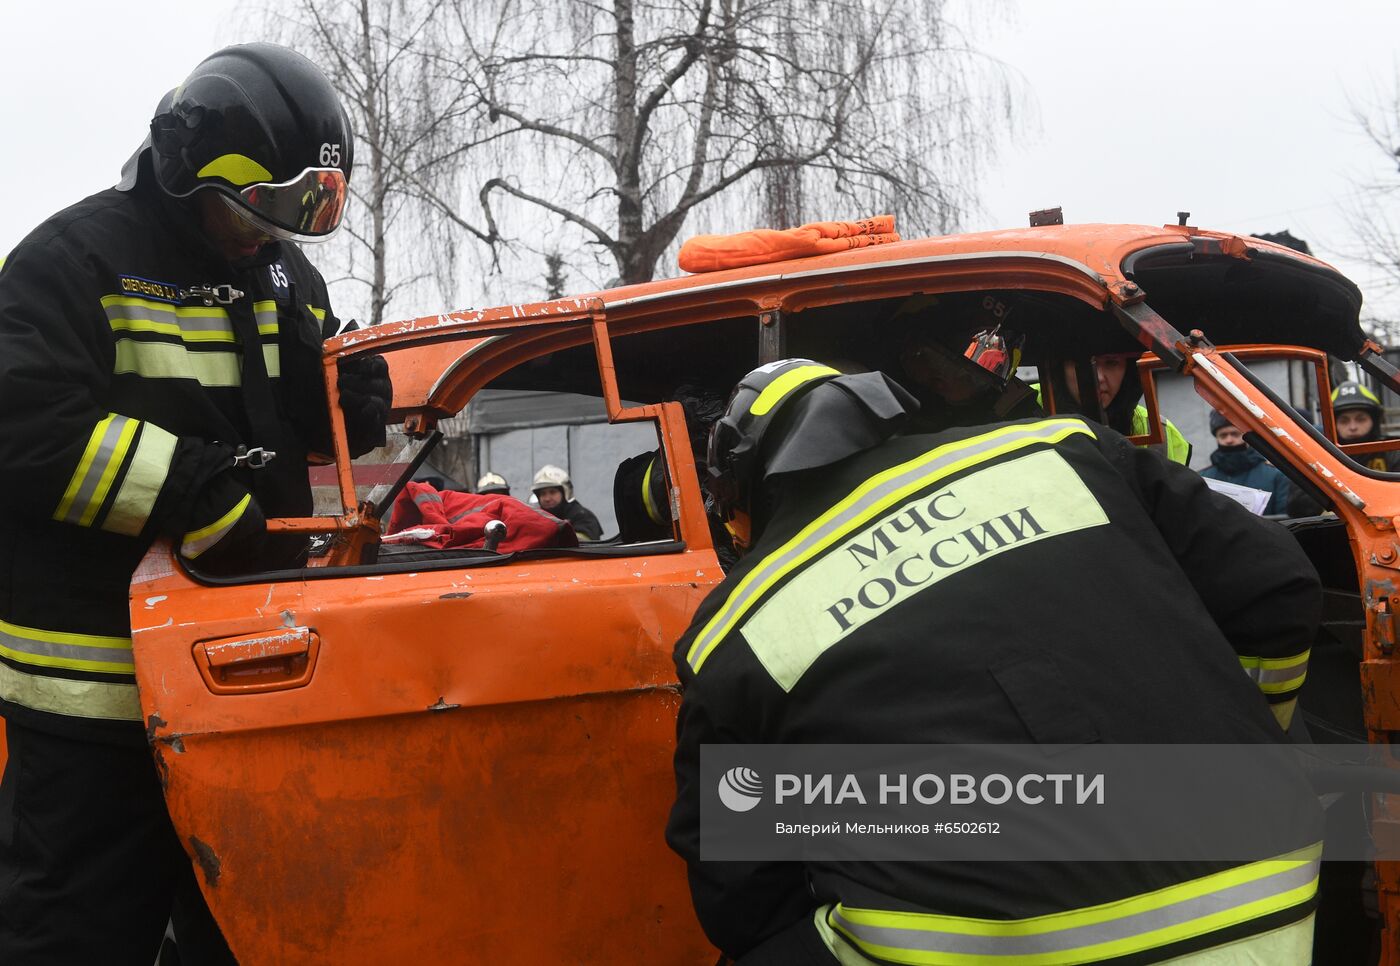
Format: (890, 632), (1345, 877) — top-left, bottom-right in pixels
(130, 307), (723, 963)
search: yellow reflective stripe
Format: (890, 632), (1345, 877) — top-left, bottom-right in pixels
(0, 618), (134, 674)
(750, 365), (839, 416)
(114, 341), (242, 386)
(817, 910), (1316, 966)
(182, 493), (251, 559)
(687, 419), (1096, 673)
(1240, 649), (1310, 694)
(107, 317), (237, 344)
(102, 295), (236, 343)
(55, 414), (139, 528)
(306, 304), (327, 321)
(78, 416), (138, 527)
(642, 458), (664, 525)
(827, 845), (1320, 965)
(104, 423), (178, 536)
(263, 343), (281, 378)
(0, 659), (140, 721)
(254, 300), (280, 336)
(197, 153), (272, 186)
(55, 414), (118, 522)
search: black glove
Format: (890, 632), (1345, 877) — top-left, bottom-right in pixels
(178, 474), (268, 574)
(337, 354), (392, 455)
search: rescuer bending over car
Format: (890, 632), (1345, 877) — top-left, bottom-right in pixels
(667, 327), (1324, 963)
(0, 44), (390, 964)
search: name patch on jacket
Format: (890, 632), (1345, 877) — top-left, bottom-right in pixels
(740, 450), (1108, 691)
(118, 275), (182, 304)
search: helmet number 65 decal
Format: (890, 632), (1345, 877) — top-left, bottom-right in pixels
(319, 143), (342, 167)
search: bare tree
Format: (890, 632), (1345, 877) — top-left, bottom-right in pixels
(445, 0), (1019, 286)
(1348, 68), (1400, 318)
(265, 0), (483, 324)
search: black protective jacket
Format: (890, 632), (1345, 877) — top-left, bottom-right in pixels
(550, 499), (603, 541)
(0, 149), (369, 745)
(668, 415), (1322, 963)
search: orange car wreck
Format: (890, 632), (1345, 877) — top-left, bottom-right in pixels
(50, 221), (1400, 961)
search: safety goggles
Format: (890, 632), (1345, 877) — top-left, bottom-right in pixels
(231, 166), (348, 241)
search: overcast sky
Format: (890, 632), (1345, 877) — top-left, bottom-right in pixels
(3, 1), (1398, 323)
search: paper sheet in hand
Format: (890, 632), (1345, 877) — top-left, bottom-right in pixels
(1202, 476), (1273, 515)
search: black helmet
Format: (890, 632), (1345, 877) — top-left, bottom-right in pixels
(150, 43), (353, 241)
(1332, 381), (1382, 418)
(706, 360), (917, 547)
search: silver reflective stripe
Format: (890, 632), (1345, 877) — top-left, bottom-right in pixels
(1258, 665), (1308, 687)
(1241, 652), (1309, 693)
(448, 506), (485, 523)
(414, 492), (444, 506)
(829, 860), (1319, 959)
(105, 423), (178, 536)
(60, 415), (133, 526)
(114, 341), (242, 386)
(0, 620), (133, 673)
(687, 419), (1095, 672)
(102, 297), (235, 342)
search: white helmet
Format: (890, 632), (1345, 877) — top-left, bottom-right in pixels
(531, 464), (573, 502)
(476, 472), (510, 496)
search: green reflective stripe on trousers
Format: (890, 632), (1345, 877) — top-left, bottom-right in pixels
(0, 658), (140, 720)
(0, 618), (134, 674)
(104, 422), (178, 536)
(181, 493), (252, 559)
(1241, 650), (1310, 695)
(54, 414), (137, 527)
(102, 295), (236, 343)
(815, 909), (1315, 966)
(686, 419), (1096, 673)
(824, 848), (1319, 965)
(253, 299), (280, 336)
(114, 340), (243, 386)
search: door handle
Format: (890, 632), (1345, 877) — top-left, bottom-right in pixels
(194, 627), (320, 695)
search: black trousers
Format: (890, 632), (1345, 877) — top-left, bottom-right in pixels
(0, 720), (236, 965)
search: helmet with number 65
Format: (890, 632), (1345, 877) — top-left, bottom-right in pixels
(150, 43), (354, 241)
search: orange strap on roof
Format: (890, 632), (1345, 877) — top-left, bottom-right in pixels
(678, 215), (899, 273)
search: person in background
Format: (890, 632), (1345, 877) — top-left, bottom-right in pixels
(476, 471), (511, 497)
(1331, 381), (1400, 471)
(532, 464), (603, 540)
(1201, 409), (1291, 516)
(1051, 353), (1192, 465)
(1287, 380), (1399, 518)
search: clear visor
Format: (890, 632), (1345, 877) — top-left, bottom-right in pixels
(234, 167), (348, 240)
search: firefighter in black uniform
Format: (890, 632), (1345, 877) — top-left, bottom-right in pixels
(0, 44), (389, 964)
(667, 351), (1324, 964)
